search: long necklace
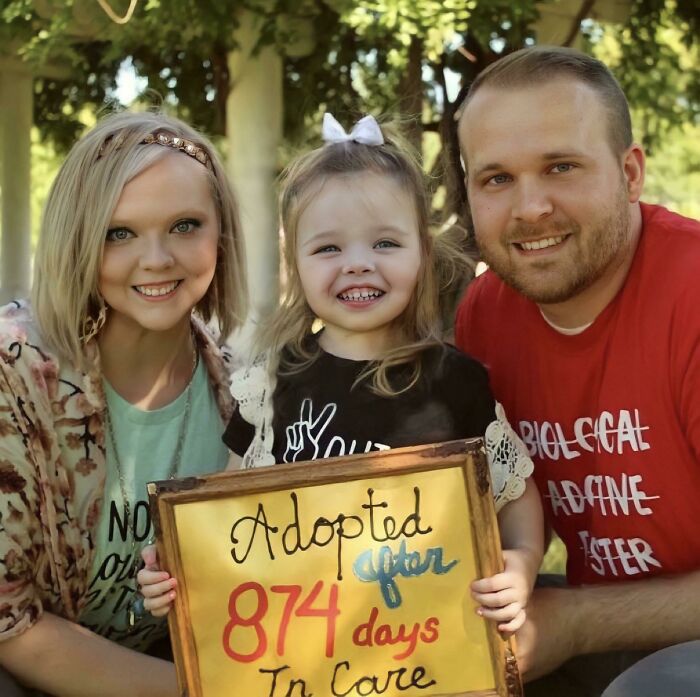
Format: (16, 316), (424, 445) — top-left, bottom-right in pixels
(102, 343), (198, 629)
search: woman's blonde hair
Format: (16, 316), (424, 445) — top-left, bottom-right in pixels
(258, 119), (470, 396)
(32, 111), (247, 369)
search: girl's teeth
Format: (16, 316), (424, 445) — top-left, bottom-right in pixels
(136, 282), (179, 296)
(340, 289), (382, 301)
(520, 235), (566, 251)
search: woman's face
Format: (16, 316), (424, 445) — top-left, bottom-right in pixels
(99, 151), (219, 336)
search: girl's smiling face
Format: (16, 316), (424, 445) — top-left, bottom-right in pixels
(99, 152), (219, 337)
(295, 172), (422, 358)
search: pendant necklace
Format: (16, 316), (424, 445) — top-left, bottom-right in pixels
(102, 342), (198, 630)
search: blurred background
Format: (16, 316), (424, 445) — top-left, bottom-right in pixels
(1, 0), (699, 569)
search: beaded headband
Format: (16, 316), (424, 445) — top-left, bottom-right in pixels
(97, 130), (212, 169)
(142, 132), (212, 169)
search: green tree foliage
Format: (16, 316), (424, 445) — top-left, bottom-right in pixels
(643, 121), (700, 218)
(4, 0), (699, 212)
(1, 1), (119, 149)
(591, 0), (700, 151)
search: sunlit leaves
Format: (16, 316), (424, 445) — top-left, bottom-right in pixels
(4, 0), (699, 182)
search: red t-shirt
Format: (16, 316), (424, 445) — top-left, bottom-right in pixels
(456, 204), (700, 585)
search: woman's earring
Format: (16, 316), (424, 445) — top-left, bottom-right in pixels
(80, 299), (107, 343)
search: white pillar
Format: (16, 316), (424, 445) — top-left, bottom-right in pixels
(227, 11), (283, 334)
(534, 0), (586, 47)
(534, 0), (631, 46)
(0, 67), (33, 304)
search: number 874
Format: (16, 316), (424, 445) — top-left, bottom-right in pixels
(222, 580), (340, 662)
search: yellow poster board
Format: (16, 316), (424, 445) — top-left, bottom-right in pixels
(149, 439), (522, 697)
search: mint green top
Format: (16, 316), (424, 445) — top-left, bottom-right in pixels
(79, 357), (230, 650)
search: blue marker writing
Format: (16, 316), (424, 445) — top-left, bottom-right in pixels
(353, 540), (458, 608)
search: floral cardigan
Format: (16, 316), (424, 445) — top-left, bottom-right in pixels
(0, 300), (234, 641)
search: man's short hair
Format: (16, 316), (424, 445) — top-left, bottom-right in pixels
(461, 45), (633, 156)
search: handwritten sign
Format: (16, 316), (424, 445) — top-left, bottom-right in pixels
(149, 439), (521, 697)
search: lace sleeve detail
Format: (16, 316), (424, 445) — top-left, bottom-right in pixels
(485, 402), (534, 513)
(229, 352), (276, 469)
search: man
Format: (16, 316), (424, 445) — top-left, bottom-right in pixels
(454, 46), (700, 696)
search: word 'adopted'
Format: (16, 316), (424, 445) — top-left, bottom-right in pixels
(229, 488), (432, 580)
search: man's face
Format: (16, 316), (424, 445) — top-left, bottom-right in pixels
(459, 80), (634, 305)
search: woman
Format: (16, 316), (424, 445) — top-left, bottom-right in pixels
(0, 111), (247, 696)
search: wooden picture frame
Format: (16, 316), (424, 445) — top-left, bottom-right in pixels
(148, 438), (522, 697)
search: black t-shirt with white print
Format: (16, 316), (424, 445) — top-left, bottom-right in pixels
(223, 340), (495, 463)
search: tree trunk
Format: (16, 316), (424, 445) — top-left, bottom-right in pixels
(399, 34), (424, 154)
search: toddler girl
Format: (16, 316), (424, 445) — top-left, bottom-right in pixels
(139, 114), (543, 634)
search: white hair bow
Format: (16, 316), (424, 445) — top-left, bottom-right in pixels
(322, 113), (384, 146)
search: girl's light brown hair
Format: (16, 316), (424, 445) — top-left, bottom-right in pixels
(257, 119), (470, 396)
(32, 111), (247, 369)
